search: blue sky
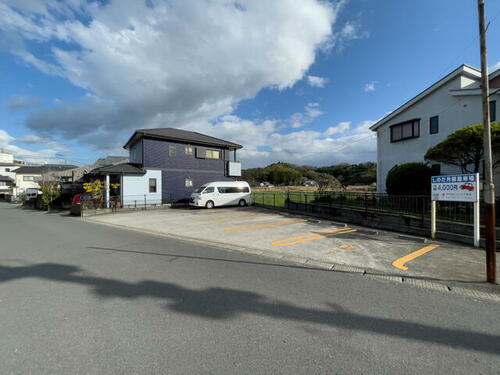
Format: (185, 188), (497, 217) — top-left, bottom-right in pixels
(1, 0), (500, 168)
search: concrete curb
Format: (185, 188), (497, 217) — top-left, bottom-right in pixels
(85, 217), (500, 304)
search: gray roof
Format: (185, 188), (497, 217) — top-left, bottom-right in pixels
(89, 163), (145, 175)
(123, 128), (242, 150)
(0, 175), (14, 183)
(13, 164), (78, 175)
(94, 156), (129, 167)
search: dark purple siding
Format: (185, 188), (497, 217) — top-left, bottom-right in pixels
(138, 137), (235, 202)
(162, 170), (232, 202)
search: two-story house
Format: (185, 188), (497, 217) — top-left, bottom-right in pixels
(90, 128), (243, 206)
(13, 164), (77, 197)
(370, 64), (499, 193)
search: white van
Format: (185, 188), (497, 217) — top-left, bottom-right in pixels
(189, 181), (252, 208)
(25, 188), (42, 200)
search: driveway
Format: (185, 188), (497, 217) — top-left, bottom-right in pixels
(87, 206), (500, 287)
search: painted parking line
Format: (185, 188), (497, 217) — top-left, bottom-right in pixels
(224, 219), (307, 232)
(392, 244), (440, 271)
(203, 211), (244, 217)
(271, 228), (357, 246)
(339, 244), (356, 250)
(215, 214), (277, 223)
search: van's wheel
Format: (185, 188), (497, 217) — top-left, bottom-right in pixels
(238, 199), (246, 207)
(205, 200), (215, 209)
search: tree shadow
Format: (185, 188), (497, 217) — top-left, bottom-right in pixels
(0, 262), (499, 354)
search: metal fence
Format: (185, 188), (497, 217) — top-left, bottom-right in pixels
(81, 194), (172, 213)
(252, 190), (498, 227)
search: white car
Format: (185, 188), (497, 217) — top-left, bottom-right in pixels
(189, 181), (252, 209)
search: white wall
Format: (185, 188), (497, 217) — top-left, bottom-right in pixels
(14, 174), (41, 196)
(0, 165), (18, 180)
(0, 151), (14, 164)
(121, 169), (162, 206)
(375, 75), (498, 192)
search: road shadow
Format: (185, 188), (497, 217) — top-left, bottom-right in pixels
(0, 261), (499, 354)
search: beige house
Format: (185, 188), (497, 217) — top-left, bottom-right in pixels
(13, 164), (77, 196)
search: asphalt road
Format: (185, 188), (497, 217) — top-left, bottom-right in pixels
(1, 203), (499, 374)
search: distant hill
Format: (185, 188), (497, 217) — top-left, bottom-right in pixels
(242, 162), (376, 187)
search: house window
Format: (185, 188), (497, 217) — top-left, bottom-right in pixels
(23, 176), (36, 182)
(390, 119), (420, 142)
(195, 148), (221, 159)
(431, 164), (441, 175)
(185, 178), (193, 187)
(491, 100), (497, 122)
(149, 178), (157, 193)
(169, 145), (176, 157)
(205, 150), (220, 159)
(185, 145), (193, 155)
(5, 168), (10, 172)
(429, 116), (439, 134)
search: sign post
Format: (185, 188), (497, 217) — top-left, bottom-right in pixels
(431, 173), (480, 247)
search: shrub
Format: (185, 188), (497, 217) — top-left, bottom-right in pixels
(385, 162), (434, 195)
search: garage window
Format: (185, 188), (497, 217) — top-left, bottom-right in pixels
(149, 178), (157, 193)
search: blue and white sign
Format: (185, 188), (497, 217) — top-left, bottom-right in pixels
(431, 173), (479, 202)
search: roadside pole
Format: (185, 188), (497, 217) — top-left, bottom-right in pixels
(477, 0), (496, 283)
(430, 200), (436, 240)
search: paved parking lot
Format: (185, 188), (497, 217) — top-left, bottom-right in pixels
(87, 206), (499, 284)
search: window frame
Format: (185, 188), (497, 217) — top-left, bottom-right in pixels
(490, 100), (497, 122)
(23, 176), (36, 182)
(149, 178), (157, 193)
(390, 119), (420, 142)
(205, 149), (220, 159)
(429, 116), (439, 134)
(168, 144), (176, 157)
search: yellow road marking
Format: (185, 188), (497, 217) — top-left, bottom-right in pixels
(339, 244), (356, 250)
(203, 211), (241, 217)
(224, 219), (307, 232)
(391, 244), (440, 271)
(215, 214), (276, 223)
(271, 228), (357, 246)
(328, 249), (339, 254)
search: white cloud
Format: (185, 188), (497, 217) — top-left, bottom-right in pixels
(324, 121), (350, 136)
(0, 0), (374, 167)
(2, 0), (337, 148)
(364, 81), (377, 92)
(289, 102), (324, 128)
(186, 117), (376, 168)
(17, 134), (72, 153)
(0, 130), (66, 164)
(5, 95), (41, 111)
(306, 75), (327, 88)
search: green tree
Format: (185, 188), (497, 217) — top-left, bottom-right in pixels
(40, 181), (61, 211)
(424, 122), (500, 173)
(267, 163), (303, 185)
(386, 162), (434, 195)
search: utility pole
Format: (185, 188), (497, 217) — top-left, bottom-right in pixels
(477, 0), (496, 283)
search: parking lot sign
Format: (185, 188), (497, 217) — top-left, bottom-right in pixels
(430, 173), (480, 247)
(431, 173), (479, 202)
